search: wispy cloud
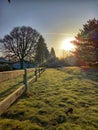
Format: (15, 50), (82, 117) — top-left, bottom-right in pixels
(42, 32), (75, 36)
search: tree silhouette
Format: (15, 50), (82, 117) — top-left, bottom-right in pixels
(0, 26), (40, 69)
(50, 47), (56, 58)
(35, 35), (49, 64)
(72, 18), (98, 64)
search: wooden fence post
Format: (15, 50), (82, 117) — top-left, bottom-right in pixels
(35, 68), (37, 81)
(39, 68), (40, 77)
(24, 68), (28, 91)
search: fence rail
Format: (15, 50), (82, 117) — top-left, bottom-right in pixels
(0, 70), (24, 82)
(0, 67), (45, 115)
(0, 85), (25, 115)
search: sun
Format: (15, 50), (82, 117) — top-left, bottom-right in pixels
(61, 37), (75, 51)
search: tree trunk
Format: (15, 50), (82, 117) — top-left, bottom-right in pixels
(20, 59), (24, 69)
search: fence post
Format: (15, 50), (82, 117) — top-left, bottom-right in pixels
(39, 68), (40, 77)
(35, 68), (37, 81)
(24, 68), (28, 91)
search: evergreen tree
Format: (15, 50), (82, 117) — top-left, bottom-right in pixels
(50, 47), (56, 58)
(35, 35), (49, 64)
(72, 18), (98, 64)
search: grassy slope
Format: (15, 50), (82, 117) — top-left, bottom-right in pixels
(0, 67), (98, 130)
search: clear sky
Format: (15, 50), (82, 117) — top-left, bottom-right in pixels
(0, 0), (98, 57)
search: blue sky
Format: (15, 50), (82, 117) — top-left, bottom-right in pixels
(0, 0), (98, 57)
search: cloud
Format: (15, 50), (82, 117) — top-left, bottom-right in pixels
(42, 32), (74, 36)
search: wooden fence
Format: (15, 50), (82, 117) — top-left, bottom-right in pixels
(0, 69), (24, 82)
(0, 67), (45, 115)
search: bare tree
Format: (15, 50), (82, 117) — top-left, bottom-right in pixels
(0, 26), (40, 69)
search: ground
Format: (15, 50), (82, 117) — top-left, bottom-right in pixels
(0, 67), (98, 130)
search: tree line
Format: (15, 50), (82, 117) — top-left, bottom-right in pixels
(0, 18), (98, 69)
(0, 26), (56, 69)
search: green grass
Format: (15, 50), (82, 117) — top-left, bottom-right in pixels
(0, 67), (98, 130)
(0, 70), (35, 101)
(0, 74), (23, 101)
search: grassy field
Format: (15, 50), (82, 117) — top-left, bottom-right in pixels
(0, 67), (98, 130)
(0, 69), (35, 101)
(0, 74), (23, 102)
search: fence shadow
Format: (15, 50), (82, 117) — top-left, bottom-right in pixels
(0, 81), (23, 99)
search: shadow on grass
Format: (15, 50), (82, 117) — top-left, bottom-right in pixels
(0, 81), (23, 99)
(81, 67), (98, 82)
(56, 67), (98, 82)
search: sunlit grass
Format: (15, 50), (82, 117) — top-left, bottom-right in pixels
(0, 67), (98, 130)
